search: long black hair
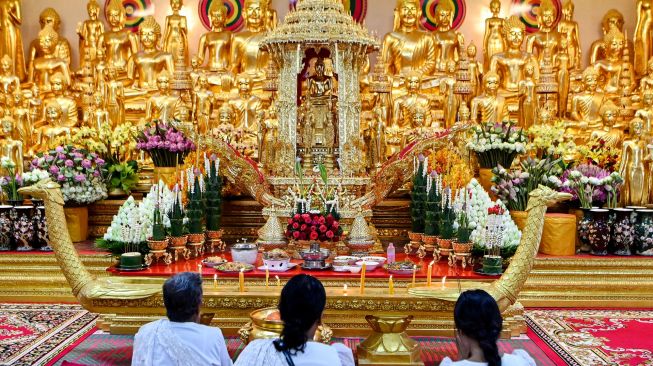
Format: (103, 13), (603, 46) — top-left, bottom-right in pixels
(273, 274), (326, 355)
(454, 289), (502, 366)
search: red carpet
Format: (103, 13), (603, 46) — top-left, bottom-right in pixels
(526, 309), (653, 366)
(0, 303), (97, 366)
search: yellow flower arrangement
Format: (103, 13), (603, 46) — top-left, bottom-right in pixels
(52, 123), (138, 162)
(429, 147), (473, 191)
(526, 122), (576, 159)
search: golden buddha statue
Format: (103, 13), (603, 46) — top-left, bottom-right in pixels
(620, 117), (648, 206)
(33, 102), (77, 153)
(197, 2), (232, 73)
(90, 93), (109, 131)
(259, 103), (278, 168)
(0, 112), (22, 173)
(27, 8), (72, 71)
(639, 58), (653, 93)
(392, 72), (431, 129)
(557, 0), (581, 70)
(432, 0), (464, 73)
(526, 0), (561, 67)
(262, 0), (277, 31)
(441, 60), (458, 129)
(303, 58), (337, 149)
(483, 0), (505, 71)
(490, 16), (539, 98)
(590, 100), (624, 148)
(592, 28), (630, 95)
(28, 85), (42, 123)
(635, 90), (653, 138)
(145, 72), (182, 122)
(470, 71), (507, 124)
(192, 73), (214, 133)
(28, 26), (72, 94)
(230, 0), (270, 91)
(105, 67), (125, 129)
(381, 0), (436, 78)
(0, 55), (20, 98)
(568, 67), (605, 142)
(228, 74), (263, 134)
(44, 73), (78, 128)
(99, 0), (139, 78)
(367, 106), (387, 169)
(12, 91), (31, 155)
(0, 0), (26, 80)
(589, 9), (633, 65)
(519, 64), (538, 128)
(555, 38), (572, 117)
(467, 43), (482, 98)
(127, 16), (175, 91)
(164, 0), (189, 67)
(635, 0), (653, 77)
(77, 0), (104, 67)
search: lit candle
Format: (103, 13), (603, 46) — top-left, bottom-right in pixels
(360, 262), (367, 294)
(275, 275), (280, 288)
(198, 264), (202, 275)
(427, 260), (434, 286)
(389, 275), (394, 295)
(213, 273), (217, 288)
(441, 276), (447, 290)
(239, 268), (245, 293)
(343, 284), (348, 295)
(265, 265), (270, 288)
(411, 265), (417, 287)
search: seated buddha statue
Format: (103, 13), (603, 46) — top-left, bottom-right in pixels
(489, 16), (539, 99)
(590, 100), (624, 148)
(145, 72), (182, 123)
(302, 58), (337, 149)
(33, 102), (76, 154)
(197, 2), (232, 74)
(392, 72), (432, 130)
(381, 0), (436, 79)
(230, 0), (270, 92)
(228, 74), (263, 141)
(0, 112), (23, 173)
(590, 9), (634, 65)
(27, 25), (72, 94)
(432, 0), (464, 74)
(470, 71), (507, 124)
(43, 73), (78, 128)
(27, 8), (72, 71)
(0, 55), (20, 100)
(591, 28), (632, 95)
(526, 0), (561, 68)
(639, 58), (653, 93)
(567, 67), (605, 143)
(127, 16), (174, 92)
(619, 117), (649, 206)
(99, 0), (139, 79)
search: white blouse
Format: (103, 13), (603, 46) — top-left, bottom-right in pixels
(439, 350), (536, 366)
(234, 339), (355, 366)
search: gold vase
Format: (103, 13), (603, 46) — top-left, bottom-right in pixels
(478, 168), (496, 199)
(510, 211), (528, 232)
(64, 206), (89, 242)
(153, 166), (177, 188)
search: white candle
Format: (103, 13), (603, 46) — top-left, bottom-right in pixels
(343, 284), (348, 295)
(441, 276), (447, 290)
(213, 273), (217, 288)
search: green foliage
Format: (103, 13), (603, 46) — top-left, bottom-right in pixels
(456, 210), (472, 243)
(107, 161), (139, 194)
(186, 176), (205, 234)
(410, 159), (427, 233)
(204, 160), (223, 231)
(424, 181), (441, 236)
(169, 194), (186, 237)
(152, 205), (166, 241)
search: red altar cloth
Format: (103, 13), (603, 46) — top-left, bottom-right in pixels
(107, 253), (494, 280)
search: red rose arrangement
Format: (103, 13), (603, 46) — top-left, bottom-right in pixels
(285, 213), (343, 242)
(487, 204), (505, 215)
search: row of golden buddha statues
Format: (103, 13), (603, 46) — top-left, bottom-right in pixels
(0, 0), (652, 195)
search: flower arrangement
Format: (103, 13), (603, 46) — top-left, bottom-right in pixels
(560, 164), (610, 208)
(526, 122), (576, 159)
(285, 212), (342, 242)
(410, 155), (427, 234)
(491, 157), (563, 212)
(204, 155), (222, 232)
(603, 172), (624, 208)
(576, 138), (620, 171)
(185, 168), (205, 235)
(136, 121), (196, 167)
(438, 188), (456, 240)
(30, 146), (107, 205)
(454, 190), (473, 244)
(430, 148), (473, 191)
(0, 157), (22, 202)
(466, 121), (527, 169)
(424, 172), (442, 237)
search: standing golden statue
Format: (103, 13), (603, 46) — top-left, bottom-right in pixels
(197, 2), (232, 73)
(0, 110), (22, 172)
(441, 60), (458, 128)
(470, 71), (507, 124)
(230, 0), (269, 91)
(635, 0), (653, 77)
(381, 0), (436, 78)
(192, 74), (214, 133)
(99, 0), (139, 79)
(77, 0), (104, 68)
(0, 0), (25, 80)
(259, 103), (278, 168)
(483, 0), (505, 71)
(303, 58), (337, 149)
(105, 68), (125, 128)
(432, 0), (464, 73)
(519, 64), (538, 128)
(620, 117), (648, 206)
(263, 0), (277, 31)
(557, 0), (581, 70)
(128, 16), (174, 91)
(27, 25), (72, 94)
(526, 0), (561, 67)
(555, 38), (572, 117)
(467, 43), (482, 98)
(589, 9), (632, 65)
(27, 8), (71, 71)
(164, 0), (189, 67)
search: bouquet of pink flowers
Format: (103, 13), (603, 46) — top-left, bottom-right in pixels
(136, 121), (196, 167)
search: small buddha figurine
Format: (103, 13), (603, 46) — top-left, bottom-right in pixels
(27, 8), (72, 71)
(259, 103), (278, 168)
(104, 67), (125, 129)
(28, 85), (43, 123)
(457, 102), (471, 124)
(589, 10), (634, 65)
(432, 0), (465, 73)
(27, 25), (72, 94)
(592, 28), (629, 95)
(526, 0), (561, 67)
(0, 0), (26, 80)
(381, 0), (436, 78)
(0, 113), (22, 173)
(99, 0), (139, 78)
(0, 55), (20, 97)
(470, 71), (507, 124)
(228, 74), (263, 133)
(192, 73), (214, 133)
(90, 93), (109, 131)
(557, 0), (581, 70)
(164, 0), (189, 67)
(635, 90), (653, 139)
(127, 16), (175, 91)
(44, 73), (78, 128)
(555, 38), (572, 117)
(568, 67), (605, 142)
(490, 16), (539, 98)
(76, 0), (104, 67)
(519, 64), (538, 128)
(440, 60), (458, 129)
(263, 0), (277, 31)
(369, 106), (387, 168)
(467, 43), (482, 98)
(392, 72), (431, 129)
(635, 0), (653, 78)
(640, 58), (653, 93)
(145, 72), (181, 122)
(303, 58), (337, 148)
(619, 117), (648, 206)
(33, 102), (75, 153)
(483, 0), (505, 71)
(230, 0), (270, 91)
(197, 2), (232, 73)
(590, 100), (624, 148)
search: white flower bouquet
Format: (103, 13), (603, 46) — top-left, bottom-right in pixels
(466, 121), (527, 169)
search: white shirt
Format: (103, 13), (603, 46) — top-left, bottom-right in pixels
(234, 339), (355, 366)
(132, 319), (233, 366)
(440, 350), (536, 366)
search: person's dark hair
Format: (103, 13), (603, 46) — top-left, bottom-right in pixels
(454, 289), (502, 366)
(274, 274), (326, 355)
(163, 272), (203, 322)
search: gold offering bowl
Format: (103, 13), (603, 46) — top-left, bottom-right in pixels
(239, 307), (333, 344)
